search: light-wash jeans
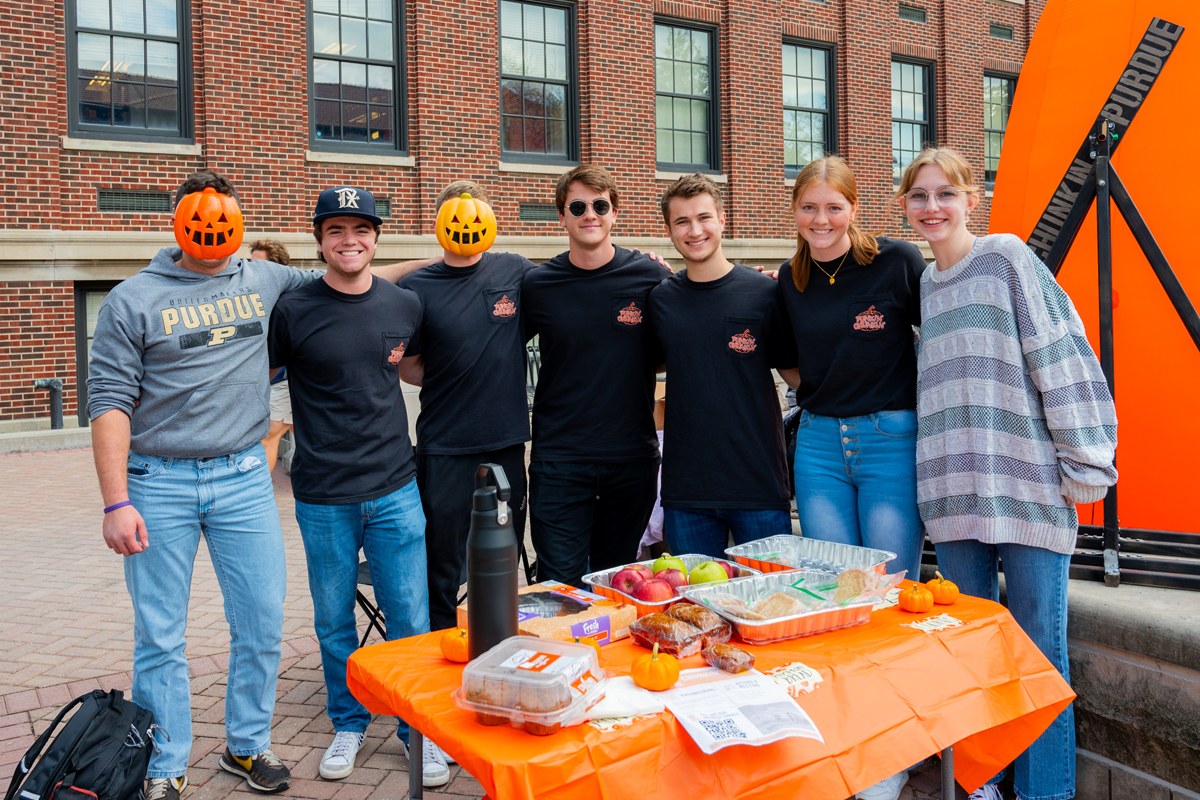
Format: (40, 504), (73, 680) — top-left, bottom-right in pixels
(793, 409), (924, 577)
(934, 540), (1075, 800)
(124, 443), (285, 779)
(294, 479), (429, 744)
(663, 508), (792, 560)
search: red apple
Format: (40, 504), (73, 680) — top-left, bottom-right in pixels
(632, 578), (675, 602)
(716, 560), (738, 579)
(628, 564), (655, 582)
(611, 568), (648, 594)
(657, 568), (688, 592)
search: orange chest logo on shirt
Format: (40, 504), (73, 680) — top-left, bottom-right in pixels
(729, 329), (757, 353)
(853, 305), (886, 331)
(617, 302), (643, 326)
(493, 294), (516, 317)
(387, 343), (406, 364)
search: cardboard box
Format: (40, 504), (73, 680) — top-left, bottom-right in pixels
(457, 581), (636, 645)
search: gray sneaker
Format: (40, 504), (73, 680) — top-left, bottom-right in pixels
(320, 731), (366, 780)
(145, 776), (188, 800)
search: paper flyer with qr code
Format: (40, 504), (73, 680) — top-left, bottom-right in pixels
(660, 667), (824, 754)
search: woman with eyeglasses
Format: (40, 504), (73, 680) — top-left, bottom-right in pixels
(897, 146), (1117, 800)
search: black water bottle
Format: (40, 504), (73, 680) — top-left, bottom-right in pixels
(466, 463), (519, 660)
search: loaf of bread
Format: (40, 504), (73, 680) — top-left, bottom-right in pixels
(629, 613), (705, 657)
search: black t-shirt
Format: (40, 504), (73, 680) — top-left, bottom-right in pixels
(398, 251), (534, 454)
(777, 237), (925, 417)
(522, 246), (667, 462)
(267, 276), (421, 504)
(648, 265), (795, 510)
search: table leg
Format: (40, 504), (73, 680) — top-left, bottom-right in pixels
(941, 745), (954, 799)
(409, 727), (423, 800)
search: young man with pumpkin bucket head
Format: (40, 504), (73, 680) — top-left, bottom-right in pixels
(393, 181), (534, 637)
(520, 164), (672, 587)
(87, 171), (327, 799)
(267, 186), (454, 787)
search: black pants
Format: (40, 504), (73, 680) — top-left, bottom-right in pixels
(528, 458), (660, 587)
(416, 443), (528, 631)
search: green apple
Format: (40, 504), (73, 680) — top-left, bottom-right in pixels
(651, 554), (687, 575)
(689, 561), (730, 585)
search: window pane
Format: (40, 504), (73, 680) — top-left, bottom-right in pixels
(782, 45), (796, 78)
(146, 84), (178, 129)
(523, 81), (544, 118)
(145, 0), (177, 35)
(111, 0), (143, 33)
(501, 1), (522, 37)
(367, 0), (391, 20)
(901, 91), (913, 119)
(812, 50), (825, 79)
(545, 7), (565, 44)
(547, 119), (566, 154)
(501, 38), (523, 74)
(77, 33), (111, 75)
(342, 61), (367, 102)
(314, 0), (338, 11)
(693, 63), (708, 96)
(784, 139), (797, 167)
(368, 65), (392, 103)
(314, 14), (339, 55)
(113, 82), (145, 126)
(112, 37), (145, 81)
(797, 111), (811, 143)
(341, 17), (367, 57)
(813, 79), (826, 109)
(146, 41), (177, 83)
(501, 79), (522, 114)
(77, 0), (109, 29)
(314, 58), (340, 98)
(655, 26), (671, 59)
(913, 90), (925, 121)
(343, 0), (366, 17)
(783, 75), (797, 107)
(523, 4), (543, 42)
(655, 94), (671, 128)
(673, 96), (689, 130)
(546, 44), (566, 81)
(673, 130), (690, 163)
(524, 41), (545, 78)
(79, 76), (111, 124)
(673, 61), (691, 95)
(656, 129), (672, 162)
(655, 58), (673, 92)
(368, 20), (392, 61)
(691, 29), (708, 63)
(691, 132), (707, 163)
(503, 115), (523, 150)
(370, 106), (393, 142)
(316, 99), (341, 138)
(344, 102), (368, 140)
(690, 98), (706, 132)
(892, 62), (900, 90)
(798, 78), (812, 108)
(672, 27), (689, 60)
(525, 117), (545, 151)
(545, 83), (565, 118)
(797, 49), (811, 78)
(783, 109), (796, 140)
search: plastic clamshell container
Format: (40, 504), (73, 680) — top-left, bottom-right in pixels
(678, 571), (877, 644)
(583, 554), (762, 618)
(725, 536), (896, 576)
(452, 636), (607, 735)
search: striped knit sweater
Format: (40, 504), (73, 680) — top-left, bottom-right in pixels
(916, 233), (1118, 555)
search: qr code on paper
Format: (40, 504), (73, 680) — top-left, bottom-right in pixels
(696, 717), (747, 740)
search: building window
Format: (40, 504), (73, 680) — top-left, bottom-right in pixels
(310, 0), (405, 152)
(655, 22), (717, 170)
(891, 59), (934, 178)
(68, 0), (189, 140)
(783, 42), (834, 173)
(73, 281), (121, 426)
(984, 74), (1016, 183)
(989, 23), (1014, 40)
(898, 4), (927, 23)
(500, 0), (574, 161)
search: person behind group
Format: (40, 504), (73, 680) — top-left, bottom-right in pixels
(647, 173), (799, 558)
(267, 186), (452, 788)
(87, 172), (324, 799)
(394, 180), (534, 634)
(249, 239), (295, 475)
(898, 147), (1117, 800)
(521, 164), (669, 586)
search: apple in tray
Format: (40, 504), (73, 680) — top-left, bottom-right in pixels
(611, 567), (650, 594)
(632, 578), (675, 602)
(651, 555), (687, 575)
(656, 568), (688, 593)
(688, 561), (729, 585)
(715, 560), (739, 579)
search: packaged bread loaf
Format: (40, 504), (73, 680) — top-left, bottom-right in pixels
(629, 613), (704, 657)
(702, 643), (756, 674)
(665, 603), (732, 648)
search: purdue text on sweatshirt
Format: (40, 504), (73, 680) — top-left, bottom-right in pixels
(86, 247), (323, 458)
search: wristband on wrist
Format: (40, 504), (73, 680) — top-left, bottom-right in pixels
(104, 500), (133, 514)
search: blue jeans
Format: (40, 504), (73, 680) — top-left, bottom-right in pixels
(793, 409), (924, 577)
(934, 540), (1075, 800)
(294, 479), (429, 744)
(663, 508), (792, 559)
(124, 443), (285, 778)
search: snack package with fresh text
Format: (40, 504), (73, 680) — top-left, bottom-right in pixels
(457, 581), (636, 644)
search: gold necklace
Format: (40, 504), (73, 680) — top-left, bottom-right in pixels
(812, 248), (851, 285)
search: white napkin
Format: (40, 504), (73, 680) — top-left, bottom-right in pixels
(584, 676), (666, 721)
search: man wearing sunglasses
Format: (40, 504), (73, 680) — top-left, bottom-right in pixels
(521, 164), (669, 586)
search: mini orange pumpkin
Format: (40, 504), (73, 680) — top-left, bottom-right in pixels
(435, 192), (497, 256)
(897, 583), (935, 614)
(173, 187), (244, 261)
(928, 571), (960, 605)
(571, 636), (603, 659)
(440, 628), (470, 662)
(630, 643), (680, 692)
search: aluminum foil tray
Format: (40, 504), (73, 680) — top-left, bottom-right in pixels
(724, 535), (895, 575)
(678, 571), (876, 644)
(583, 554), (761, 618)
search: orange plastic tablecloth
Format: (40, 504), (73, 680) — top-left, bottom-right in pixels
(348, 591), (1074, 800)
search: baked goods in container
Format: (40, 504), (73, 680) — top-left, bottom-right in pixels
(665, 603), (732, 647)
(751, 592), (806, 619)
(702, 643), (756, 674)
(629, 613), (704, 657)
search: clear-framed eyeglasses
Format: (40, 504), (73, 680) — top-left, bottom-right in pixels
(904, 185), (963, 210)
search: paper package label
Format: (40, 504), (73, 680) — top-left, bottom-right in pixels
(569, 615), (612, 645)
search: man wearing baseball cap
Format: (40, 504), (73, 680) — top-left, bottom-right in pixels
(267, 186), (451, 786)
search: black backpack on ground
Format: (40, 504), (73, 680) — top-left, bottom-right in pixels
(4, 690), (156, 800)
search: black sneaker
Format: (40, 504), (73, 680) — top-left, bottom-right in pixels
(145, 776), (187, 800)
(218, 747), (291, 793)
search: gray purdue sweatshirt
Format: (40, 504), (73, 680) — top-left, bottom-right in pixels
(86, 247), (323, 458)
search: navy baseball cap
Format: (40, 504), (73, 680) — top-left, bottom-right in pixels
(313, 186), (383, 226)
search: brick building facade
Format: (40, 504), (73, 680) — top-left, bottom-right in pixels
(0, 0), (1042, 427)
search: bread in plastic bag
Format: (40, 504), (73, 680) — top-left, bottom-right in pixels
(702, 643), (756, 674)
(666, 603), (732, 647)
(629, 613), (704, 657)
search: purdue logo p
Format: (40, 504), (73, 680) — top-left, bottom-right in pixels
(207, 326), (237, 346)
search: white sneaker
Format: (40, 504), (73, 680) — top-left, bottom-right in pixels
(969, 783), (1004, 800)
(421, 736), (450, 787)
(855, 770), (909, 800)
(320, 731), (365, 780)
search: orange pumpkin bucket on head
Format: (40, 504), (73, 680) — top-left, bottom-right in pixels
(436, 192), (497, 256)
(173, 187), (245, 260)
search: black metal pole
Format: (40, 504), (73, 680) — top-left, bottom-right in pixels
(1094, 123), (1120, 588)
(408, 726), (423, 799)
(32, 378), (64, 430)
(941, 745), (955, 799)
